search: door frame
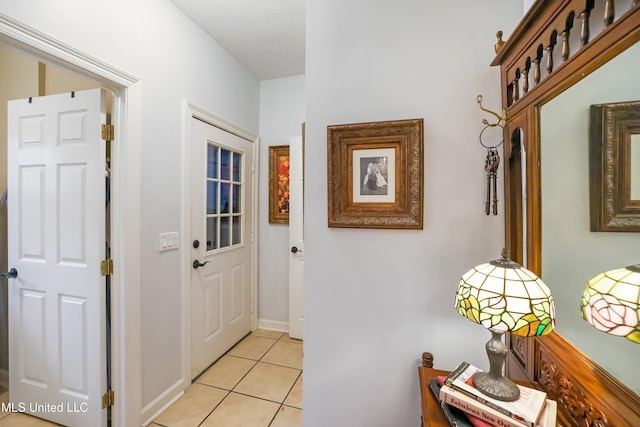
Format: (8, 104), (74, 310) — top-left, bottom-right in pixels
(180, 101), (259, 391)
(0, 14), (142, 427)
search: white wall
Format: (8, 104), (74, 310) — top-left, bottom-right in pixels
(258, 75), (306, 329)
(524, 0), (536, 12)
(304, 1), (522, 426)
(0, 0), (260, 423)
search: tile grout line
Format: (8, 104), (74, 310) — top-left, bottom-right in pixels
(192, 333), (276, 427)
(195, 388), (231, 427)
(193, 334), (271, 427)
(194, 331), (303, 427)
(268, 333), (303, 425)
(264, 333), (299, 427)
(281, 370), (303, 409)
(253, 332), (303, 425)
(267, 403), (285, 427)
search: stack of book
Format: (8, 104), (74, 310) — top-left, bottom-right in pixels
(429, 362), (557, 427)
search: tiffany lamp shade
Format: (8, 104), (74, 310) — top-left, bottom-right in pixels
(582, 264), (640, 344)
(454, 248), (555, 401)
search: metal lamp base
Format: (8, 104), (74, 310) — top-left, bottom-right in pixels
(472, 370), (520, 401)
(473, 330), (521, 402)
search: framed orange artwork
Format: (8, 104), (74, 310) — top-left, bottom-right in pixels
(269, 145), (290, 224)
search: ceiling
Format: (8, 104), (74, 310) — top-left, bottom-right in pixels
(169, 0), (306, 81)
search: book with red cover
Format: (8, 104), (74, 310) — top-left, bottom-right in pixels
(439, 382), (557, 427)
(444, 362), (547, 427)
(436, 376), (492, 427)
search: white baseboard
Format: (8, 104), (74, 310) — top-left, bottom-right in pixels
(140, 378), (185, 426)
(0, 368), (7, 389)
(257, 319), (289, 333)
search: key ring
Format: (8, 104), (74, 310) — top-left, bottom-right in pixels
(479, 123), (504, 149)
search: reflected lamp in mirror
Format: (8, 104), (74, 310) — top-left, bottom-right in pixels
(582, 265), (640, 344)
(455, 248), (555, 401)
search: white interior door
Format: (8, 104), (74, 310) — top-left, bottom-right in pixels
(288, 136), (304, 340)
(7, 88), (108, 426)
(190, 118), (254, 379)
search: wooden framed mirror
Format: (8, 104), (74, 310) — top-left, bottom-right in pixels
(493, 1), (640, 425)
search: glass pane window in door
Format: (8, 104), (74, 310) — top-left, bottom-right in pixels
(220, 183), (231, 214)
(220, 216), (230, 248)
(220, 149), (231, 180)
(206, 216), (218, 250)
(207, 144), (218, 179)
(232, 216), (241, 245)
(207, 181), (218, 214)
(205, 142), (244, 252)
(233, 152), (241, 182)
(233, 184), (241, 213)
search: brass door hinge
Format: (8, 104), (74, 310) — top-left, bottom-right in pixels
(101, 259), (113, 276)
(101, 124), (114, 141)
(102, 389), (114, 408)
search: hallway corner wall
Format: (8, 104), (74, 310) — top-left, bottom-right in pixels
(257, 75), (306, 330)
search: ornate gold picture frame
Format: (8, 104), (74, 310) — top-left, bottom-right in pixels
(268, 145), (290, 224)
(590, 101), (640, 232)
(327, 118), (424, 229)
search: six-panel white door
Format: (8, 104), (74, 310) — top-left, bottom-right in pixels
(190, 118), (254, 379)
(7, 88), (108, 426)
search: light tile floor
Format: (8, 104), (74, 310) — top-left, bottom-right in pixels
(151, 329), (302, 427)
(0, 330), (302, 427)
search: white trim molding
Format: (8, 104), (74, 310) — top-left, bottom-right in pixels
(258, 319), (290, 333)
(187, 101), (257, 142)
(0, 13), (137, 88)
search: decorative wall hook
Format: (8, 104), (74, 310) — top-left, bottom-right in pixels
(477, 94), (506, 128)
(476, 94), (504, 216)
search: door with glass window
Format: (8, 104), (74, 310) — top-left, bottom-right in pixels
(190, 118), (254, 378)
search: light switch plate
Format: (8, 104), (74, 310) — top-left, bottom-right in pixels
(159, 232), (179, 251)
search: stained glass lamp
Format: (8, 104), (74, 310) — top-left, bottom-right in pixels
(582, 264), (640, 344)
(454, 248), (555, 401)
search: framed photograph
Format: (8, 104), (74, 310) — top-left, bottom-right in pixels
(590, 101), (640, 232)
(327, 118), (424, 229)
(269, 145), (290, 224)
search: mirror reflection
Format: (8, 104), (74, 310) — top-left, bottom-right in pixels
(540, 41), (640, 393)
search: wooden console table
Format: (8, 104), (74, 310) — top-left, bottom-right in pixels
(417, 352), (451, 427)
(417, 352), (547, 427)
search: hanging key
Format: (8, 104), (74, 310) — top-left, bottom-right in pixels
(490, 148), (500, 215)
(484, 149), (493, 215)
(477, 99), (505, 216)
